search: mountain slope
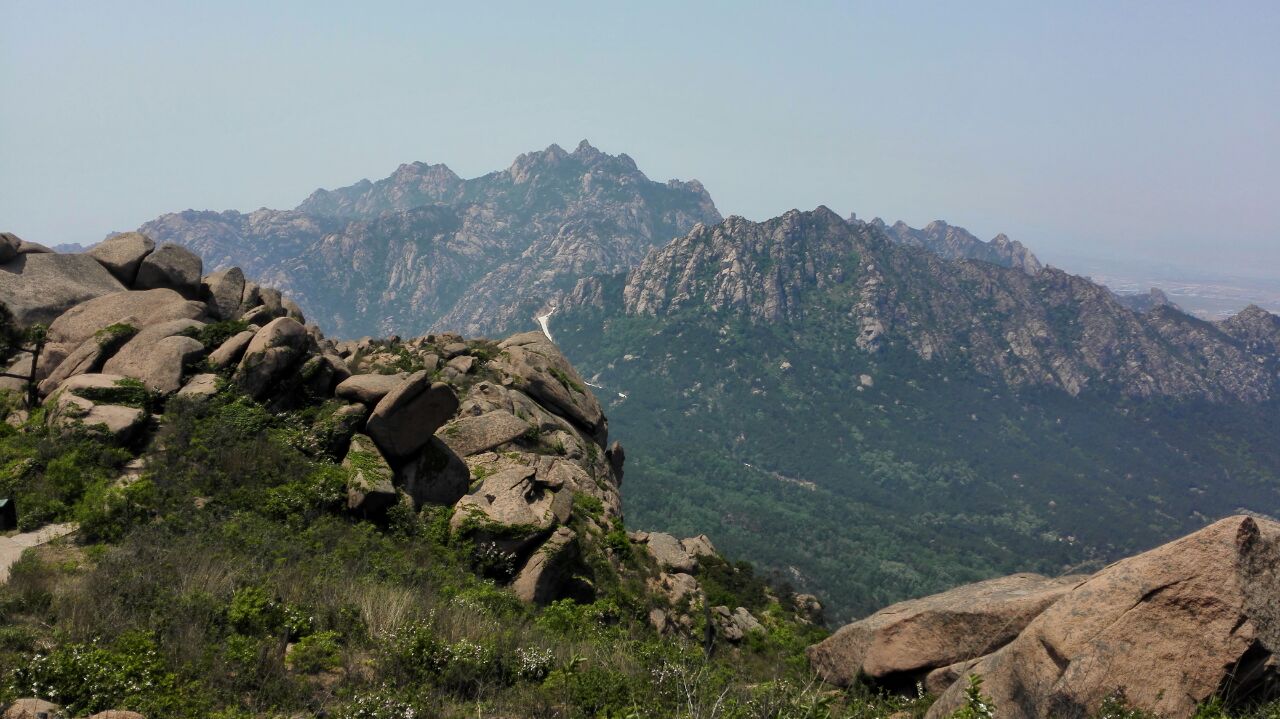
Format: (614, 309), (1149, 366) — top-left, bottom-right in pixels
(552, 208), (1280, 620)
(136, 141), (720, 338)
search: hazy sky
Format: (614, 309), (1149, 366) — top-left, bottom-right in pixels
(3, 1), (1277, 275)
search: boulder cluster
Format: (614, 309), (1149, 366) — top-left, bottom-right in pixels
(0, 236), (636, 611)
(808, 515), (1280, 718)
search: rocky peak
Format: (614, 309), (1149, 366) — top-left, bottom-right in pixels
(296, 161), (465, 218)
(882, 218), (1043, 274)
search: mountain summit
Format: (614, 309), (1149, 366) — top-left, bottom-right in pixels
(136, 141), (720, 337)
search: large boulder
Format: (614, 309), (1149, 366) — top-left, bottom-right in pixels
(232, 317), (311, 400)
(134, 242), (202, 297)
(808, 572), (1083, 688)
(207, 329), (257, 369)
(0, 233), (20, 263)
(450, 465), (573, 555)
(926, 516), (1280, 719)
(343, 434), (398, 519)
(436, 409), (532, 457)
(87, 232), (155, 284)
(102, 319), (205, 394)
(643, 532), (697, 574)
(365, 370), (459, 462)
(46, 289), (204, 348)
(512, 527), (580, 604)
(396, 436), (470, 507)
(200, 266), (246, 320)
(37, 318), (139, 396)
(3, 698), (64, 719)
(335, 373), (408, 406)
(494, 332), (606, 439)
(0, 252), (126, 325)
(46, 374), (147, 444)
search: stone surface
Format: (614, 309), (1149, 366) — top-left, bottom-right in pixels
(207, 329), (257, 369)
(450, 465), (573, 554)
(0, 233), (17, 263)
(176, 373), (220, 398)
(0, 252), (126, 325)
(233, 317), (311, 399)
(343, 434), (398, 519)
(88, 231), (156, 284)
(680, 534), (717, 559)
(644, 532), (697, 573)
(396, 436), (470, 507)
(201, 266), (246, 320)
(494, 332), (605, 437)
(511, 526), (579, 604)
(46, 289), (205, 348)
(47, 377), (147, 444)
(2, 697), (63, 719)
(365, 370), (459, 461)
(335, 372), (408, 406)
(37, 319), (139, 396)
(809, 572), (1083, 688)
(135, 242), (202, 297)
(926, 516), (1280, 719)
(103, 320), (205, 394)
(436, 410), (531, 457)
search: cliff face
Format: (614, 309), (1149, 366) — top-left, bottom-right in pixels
(137, 141), (721, 338)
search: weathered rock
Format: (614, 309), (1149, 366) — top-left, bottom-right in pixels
(102, 320), (205, 394)
(436, 410), (531, 457)
(651, 571), (701, 605)
(442, 341), (469, 358)
(238, 281), (261, 315)
(207, 329), (256, 369)
(16, 240), (52, 254)
(365, 370), (459, 461)
(176, 373), (220, 398)
(0, 252), (126, 325)
(681, 534), (717, 559)
(446, 354), (475, 375)
(335, 373), (408, 406)
(201, 266), (246, 320)
(450, 465), (573, 554)
(926, 516), (1280, 719)
(809, 572), (1082, 688)
(134, 242), (202, 297)
(606, 440), (625, 483)
(47, 374), (147, 444)
(87, 711), (148, 719)
(233, 317), (311, 400)
(512, 526), (579, 604)
(88, 232), (156, 284)
(282, 297), (305, 323)
(494, 332), (606, 438)
(0, 233), (18, 263)
(3, 698), (63, 719)
(37, 319), (139, 396)
(299, 352), (350, 396)
(714, 606), (764, 642)
(793, 593), (824, 625)
(343, 434), (398, 519)
(644, 532), (697, 573)
(396, 436), (470, 507)
(46, 289), (205, 348)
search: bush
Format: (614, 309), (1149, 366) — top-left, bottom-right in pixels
(286, 630), (342, 673)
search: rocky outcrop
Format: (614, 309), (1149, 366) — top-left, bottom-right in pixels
(46, 374), (148, 444)
(807, 572), (1083, 688)
(820, 517), (1280, 719)
(134, 242), (202, 298)
(88, 231), (155, 284)
(0, 252), (125, 325)
(877, 218), (1043, 275)
(364, 371), (459, 462)
(135, 141), (721, 337)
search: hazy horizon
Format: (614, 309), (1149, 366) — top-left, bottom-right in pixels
(3, 2), (1277, 276)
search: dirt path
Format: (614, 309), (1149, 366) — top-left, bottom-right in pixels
(0, 523), (77, 582)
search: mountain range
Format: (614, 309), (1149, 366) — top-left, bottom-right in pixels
(126, 143), (1280, 621)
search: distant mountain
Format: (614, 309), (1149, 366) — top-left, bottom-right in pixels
(872, 217), (1043, 274)
(552, 207), (1280, 619)
(136, 141), (720, 337)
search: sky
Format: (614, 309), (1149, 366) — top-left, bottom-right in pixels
(2, 1), (1278, 275)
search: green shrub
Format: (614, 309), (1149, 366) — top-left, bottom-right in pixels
(182, 319), (251, 350)
(286, 630), (342, 673)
